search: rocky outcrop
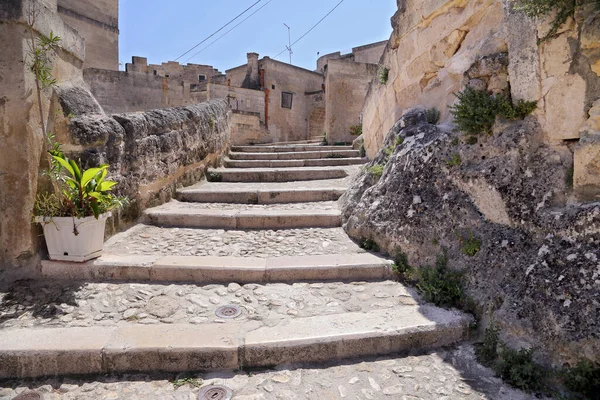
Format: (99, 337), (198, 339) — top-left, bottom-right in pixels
(341, 109), (599, 366)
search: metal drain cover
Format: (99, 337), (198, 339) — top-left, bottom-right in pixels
(215, 305), (242, 319)
(198, 385), (233, 400)
(13, 392), (41, 400)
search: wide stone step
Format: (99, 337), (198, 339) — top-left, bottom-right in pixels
(40, 253), (392, 283)
(206, 167), (348, 182)
(178, 181), (348, 204)
(145, 201), (342, 229)
(229, 149), (361, 161)
(232, 145), (353, 153)
(254, 139), (323, 146)
(224, 157), (366, 168)
(0, 277), (472, 378)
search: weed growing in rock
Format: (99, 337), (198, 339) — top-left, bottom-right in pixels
(495, 346), (545, 392)
(514, 0), (599, 42)
(466, 136), (479, 145)
(566, 165), (574, 189)
(395, 136), (405, 146)
(172, 377), (203, 389)
(476, 307), (501, 365)
(563, 360), (600, 399)
(426, 107), (441, 124)
(450, 87), (537, 135)
(460, 232), (481, 256)
(208, 115), (216, 129)
(391, 249), (412, 276)
(378, 66), (389, 84)
(207, 171), (222, 182)
(359, 238), (380, 252)
(451, 137), (460, 146)
(384, 145), (395, 158)
(349, 124), (363, 136)
(365, 164), (385, 180)
(446, 154), (462, 167)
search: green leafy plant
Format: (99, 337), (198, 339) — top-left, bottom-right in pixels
(466, 136), (478, 145)
(34, 146), (127, 221)
(460, 232), (481, 256)
(395, 136), (404, 146)
(378, 66), (390, 84)
(384, 145), (395, 158)
(208, 115), (216, 129)
(514, 0), (599, 42)
(426, 107), (441, 124)
(415, 253), (465, 308)
(365, 164), (385, 180)
(172, 377), (203, 389)
(359, 238), (380, 252)
(446, 154), (462, 167)
(477, 306), (501, 366)
(451, 137), (460, 146)
(495, 346), (545, 392)
(349, 124), (363, 136)
(450, 87), (537, 135)
(563, 360), (600, 399)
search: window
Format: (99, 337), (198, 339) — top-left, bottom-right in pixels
(198, 74), (206, 82)
(272, 84), (275, 90)
(165, 74), (170, 78)
(281, 92), (293, 109)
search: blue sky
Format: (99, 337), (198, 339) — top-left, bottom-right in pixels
(119, 0), (396, 72)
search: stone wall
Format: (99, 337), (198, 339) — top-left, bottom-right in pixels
(0, 0), (86, 275)
(231, 111), (270, 145)
(361, 0), (600, 159)
(57, 0), (118, 70)
(208, 83), (265, 121)
(325, 59), (378, 144)
(84, 68), (208, 114)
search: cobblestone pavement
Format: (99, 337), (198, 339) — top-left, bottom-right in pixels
(0, 345), (537, 400)
(0, 280), (416, 330)
(104, 226), (362, 258)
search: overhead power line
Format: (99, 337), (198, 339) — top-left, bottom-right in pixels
(175, 0), (263, 61)
(185, 0), (276, 63)
(273, 0), (346, 59)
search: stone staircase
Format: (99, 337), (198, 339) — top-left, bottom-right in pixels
(0, 143), (472, 379)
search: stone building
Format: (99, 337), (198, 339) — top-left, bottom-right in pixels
(57, 0), (119, 70)
(208, 42), (385, 145)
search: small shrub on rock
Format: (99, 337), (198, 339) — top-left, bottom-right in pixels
(460, 232), (481, 256)
(563, 360), (600, 399)
(426, 107), (441, 124)
(349, 124), (362, 136)
(365, 164), (385, 180)
(476, 307), (501, 366)
(495, 346), (545, 392)
(446, 154), (462, 167)
(378, 66), (389, 84)
(359, 238), (380, 252)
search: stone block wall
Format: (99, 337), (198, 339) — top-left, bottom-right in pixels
(231, 111), (270, 145)
(208, 83), (266, 121)
(84, 68), (208, 114)
(325, 59), (378, 144)
(57, 0), (118, 70)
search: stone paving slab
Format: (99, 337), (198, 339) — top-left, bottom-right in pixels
(0, 345), (537, 399)
(103, 225), (363, 258)
(144, 201), (342, 229)
(39, 253), (392, 283)
(232, 145), (353, 153)
(224, 158), (366, 169)
(229, 149), (361, 161)
(207, 167), (348, 182)
(0, 304), (471, 378)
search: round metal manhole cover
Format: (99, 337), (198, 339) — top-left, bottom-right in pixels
(13, 392), (41, 400)
(215, 305), (242, 319)
(198, 385), (233, 400)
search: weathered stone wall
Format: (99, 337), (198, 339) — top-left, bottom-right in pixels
(84, 68), (208, 114)
(0, 0), (86, 276)
(231, 111), (270, 145)
(208, 83), (265, 121)
(351, 41), (387, 65)
(361, 0), (600, 159)
(325, 59), (378, 144)
(341, 109), (599, 367)
(57, 0), (118, 70)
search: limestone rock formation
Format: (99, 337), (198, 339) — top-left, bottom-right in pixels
(341, 109), (599, 366)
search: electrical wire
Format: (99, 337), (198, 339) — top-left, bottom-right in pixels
(185, 0), (276, 63)
(273, 0), (346, 59)
(175, 0), (263, 61)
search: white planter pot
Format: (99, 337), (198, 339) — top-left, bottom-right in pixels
(35, 213), (111, 262)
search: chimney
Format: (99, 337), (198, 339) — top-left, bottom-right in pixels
(242, 52), (261, 90)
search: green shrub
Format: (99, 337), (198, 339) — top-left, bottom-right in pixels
(391, 249), (412, 277)
(349, 124), (363, 136)
(416, 253), (465, 308)
(466, 136), (478, 145)
(426, 107), (441, 124)
(378, 66), (389, 84)
(208, 115), (216, 129)
(359, 238), (380, 252)
(395, 136), (404, 146)
(460, 232), (481, 256)
(564, 360), (600, 399)
(451, 137), (460, 146)
(446, 154), (462, 167)
(450, 87), (537, 135)
(384, 145), (395, 158)
(366, 164), (385, 180)
(495, 346), (545, 392)
(477, 307), (501, 366)
(514, 0), (599, 42)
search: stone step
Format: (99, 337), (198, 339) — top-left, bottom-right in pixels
(254, 139), (323, 146)
(0, 278), (473, 378)
(206, 167), (348, 182)
(224, 157), (366, 169)
(229, 149), (361, 161)
(232, 145), (353, 153)
(40, 253), (392, 283)
(145, 201), (342, 229)
(178, 181), (348, 204)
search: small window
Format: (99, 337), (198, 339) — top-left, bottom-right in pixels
(198, 74), (206, 82)
(281, 92), (293, 109)
(272, 84), (275, 90)
(165, 74), (170, 78)
(153, 70), (157, 75)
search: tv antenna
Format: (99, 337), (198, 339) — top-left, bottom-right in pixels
(284, 23), (293, 65)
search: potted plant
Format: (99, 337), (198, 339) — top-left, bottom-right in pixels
(33, 144), (127, 262)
